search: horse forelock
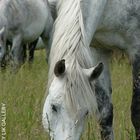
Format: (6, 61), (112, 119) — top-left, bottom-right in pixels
(47, 0), (98, 116)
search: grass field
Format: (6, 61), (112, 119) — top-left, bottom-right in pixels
(0, 50), (135, 140)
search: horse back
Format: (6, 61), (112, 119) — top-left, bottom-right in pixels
(93, 0), (140, 50)
(4, 0), (49, 41)
(5, 0), (47, 30)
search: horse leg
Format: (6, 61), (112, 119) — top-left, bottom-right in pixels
(0, 41), (10, 69)
(23, 44), (27, 63)
(0, 45), (6, 69)
(5, 40), (12, 65)
(10, 35), (23, 69)
(28, 38), (38, 63)
(96, 82), (113, 140)
(41, 14), (53, 62)
(41, 34), (50, 62)
(91, 48), (114, 140)
(0, 28), (6, 69)
(131, 53), (140, 139)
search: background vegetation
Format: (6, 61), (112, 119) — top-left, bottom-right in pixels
(0, 50), (135, 139)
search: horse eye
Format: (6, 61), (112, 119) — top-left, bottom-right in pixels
(51, 104), (58, 112)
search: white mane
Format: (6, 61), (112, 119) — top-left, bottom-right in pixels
(47, 0), (98, 116)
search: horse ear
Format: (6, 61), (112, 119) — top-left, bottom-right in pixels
(54, 59), (66, 77)
(83, 62), (103, 81)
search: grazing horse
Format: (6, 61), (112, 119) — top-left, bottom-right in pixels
(0, 0), (54, 69)
(42, 0), (140, 140)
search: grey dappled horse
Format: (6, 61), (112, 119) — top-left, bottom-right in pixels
(0, 0), (54, 69)
(42, 0), (140, 140)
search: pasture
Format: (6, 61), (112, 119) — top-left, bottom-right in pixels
(0, 50), (135, 140)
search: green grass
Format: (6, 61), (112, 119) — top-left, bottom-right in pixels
(0, 50), (135, 140)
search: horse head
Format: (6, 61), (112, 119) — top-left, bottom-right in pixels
(43, 59), (103, 140)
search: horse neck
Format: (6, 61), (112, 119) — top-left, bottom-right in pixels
(48, 0), (94, 85)
(46, 0), (99, 115)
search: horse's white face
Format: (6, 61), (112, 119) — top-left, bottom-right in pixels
(43, 77), (86, 140)
(43, 60), (103, 140)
